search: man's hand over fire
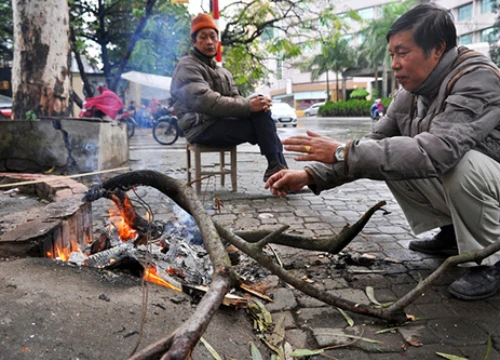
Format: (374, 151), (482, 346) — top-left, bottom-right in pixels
(282, 130), (343, 163)
(264, 169), (313, 197)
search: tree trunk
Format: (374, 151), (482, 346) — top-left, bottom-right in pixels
(382, 65), (388, 98)
(326, 71), (330, 102)
(335, 70), (339, 103)
(12, 0), (72, 119)
(70, 28), (94, 100)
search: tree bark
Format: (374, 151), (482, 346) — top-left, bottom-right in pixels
(12, 0), (72, 119)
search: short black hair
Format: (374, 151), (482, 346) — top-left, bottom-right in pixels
(387, 3), (457, 56)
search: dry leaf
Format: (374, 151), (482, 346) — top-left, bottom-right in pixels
(301, 276), (315, 284)
(44, 165), (55, 174)
(407, 337), (422, 347)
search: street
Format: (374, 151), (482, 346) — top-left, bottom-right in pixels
(130, 117), (375, 155)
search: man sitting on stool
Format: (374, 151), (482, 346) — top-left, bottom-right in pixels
(170, 13), (287, 182)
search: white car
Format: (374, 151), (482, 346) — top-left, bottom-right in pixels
(270, 102), (297, 127)
(304, 102), (325, 117)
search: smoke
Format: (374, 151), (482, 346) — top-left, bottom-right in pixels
(163, 203), (203, 245)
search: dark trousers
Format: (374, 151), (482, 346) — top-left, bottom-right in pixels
(192, 111), (283, 155)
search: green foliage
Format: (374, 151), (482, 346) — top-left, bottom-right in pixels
(307, 39), (355, 101)
(319, 98), (392, 117)
(70, 0), (191, 82)
(224, 43), (268, 96)
(220, 0), (351, 89)
(0, 1), (13, 62)
(25, 110), (38, 120)
(125, 6), (191, 76)
(310, 39), (355, 81)
(349, 88), (369, 100)
(356, 0), (416, 96)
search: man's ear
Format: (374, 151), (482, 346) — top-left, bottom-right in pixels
(434, 41), (446, 58)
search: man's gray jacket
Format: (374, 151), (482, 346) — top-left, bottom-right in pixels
(307, 47), (500, 194)
(170, 49), (252, 142)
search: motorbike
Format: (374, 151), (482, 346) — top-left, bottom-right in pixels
(151, 107), (182, 145)
(0, 108), (11, 120)
(370, 104), (383, 121)
(79, 102), (137, 138)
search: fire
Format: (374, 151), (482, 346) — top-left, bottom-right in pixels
(108, 198), (137, 241)
(144, 266), (181, 291)
(46, 240), (83, 261)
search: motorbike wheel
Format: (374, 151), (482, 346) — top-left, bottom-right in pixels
(124, 117), (135, 138)
(153, 117), (179, 145)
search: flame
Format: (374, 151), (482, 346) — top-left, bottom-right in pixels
(55, 244), (71, 261)
(46, 239), (83, 261)
(109, 199), (137, 241)
(143, 266), (181, 291)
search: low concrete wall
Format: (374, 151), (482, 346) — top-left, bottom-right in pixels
(0, 119), (128, 172)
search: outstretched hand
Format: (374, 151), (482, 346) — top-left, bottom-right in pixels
(264, 169), (312, 197)
(282, 130), (343, 164)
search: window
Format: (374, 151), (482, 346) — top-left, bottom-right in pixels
(481, 27), (498, 42)
(276, 58), (283, 80)
(261, 27), (274, 42)
(459, 33), (473, 45)
(358, 7), (374, 21)
(481, 0), (495, 13)
(458, 3), (473, 20)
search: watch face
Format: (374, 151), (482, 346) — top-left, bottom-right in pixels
(336, 145), (345, 161)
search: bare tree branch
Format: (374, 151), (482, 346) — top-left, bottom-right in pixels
(109, 0), (157, 91)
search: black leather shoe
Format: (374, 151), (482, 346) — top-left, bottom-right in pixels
(448, 266), (500, 301)
(409, 225), (458, 256)
(263, 164), (287, 182)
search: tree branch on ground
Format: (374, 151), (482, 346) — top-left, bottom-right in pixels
(83, 170), (500, 358)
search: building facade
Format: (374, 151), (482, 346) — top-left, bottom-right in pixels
(260, 0), (498, 111)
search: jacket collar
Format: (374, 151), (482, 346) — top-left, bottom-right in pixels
(190, 48), (217, 68)
(412, 47), (458, 99)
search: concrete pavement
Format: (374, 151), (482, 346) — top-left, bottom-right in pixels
(102, 127), (500, 359)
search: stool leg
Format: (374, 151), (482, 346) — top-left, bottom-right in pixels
(220, 151), (225, 187)
(195, 149), (202, 194)
(186, 145), (192, 183)
(231, 147), (237, 192)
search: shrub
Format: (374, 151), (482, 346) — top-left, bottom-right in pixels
(318, 98), (393, 117)
(349, 88), (370, 101)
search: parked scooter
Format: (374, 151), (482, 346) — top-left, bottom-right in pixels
(79, 102), (137, 138)
(370, 99), (384, 121)
(79, 83), (137, 138)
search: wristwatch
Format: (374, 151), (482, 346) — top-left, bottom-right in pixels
(334, 144), (346, 162)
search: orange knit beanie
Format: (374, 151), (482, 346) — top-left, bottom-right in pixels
(191, 13), (218, 36)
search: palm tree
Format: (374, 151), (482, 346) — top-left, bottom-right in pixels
(309, 38), (355, 102)
(358, 0), (415, 97)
